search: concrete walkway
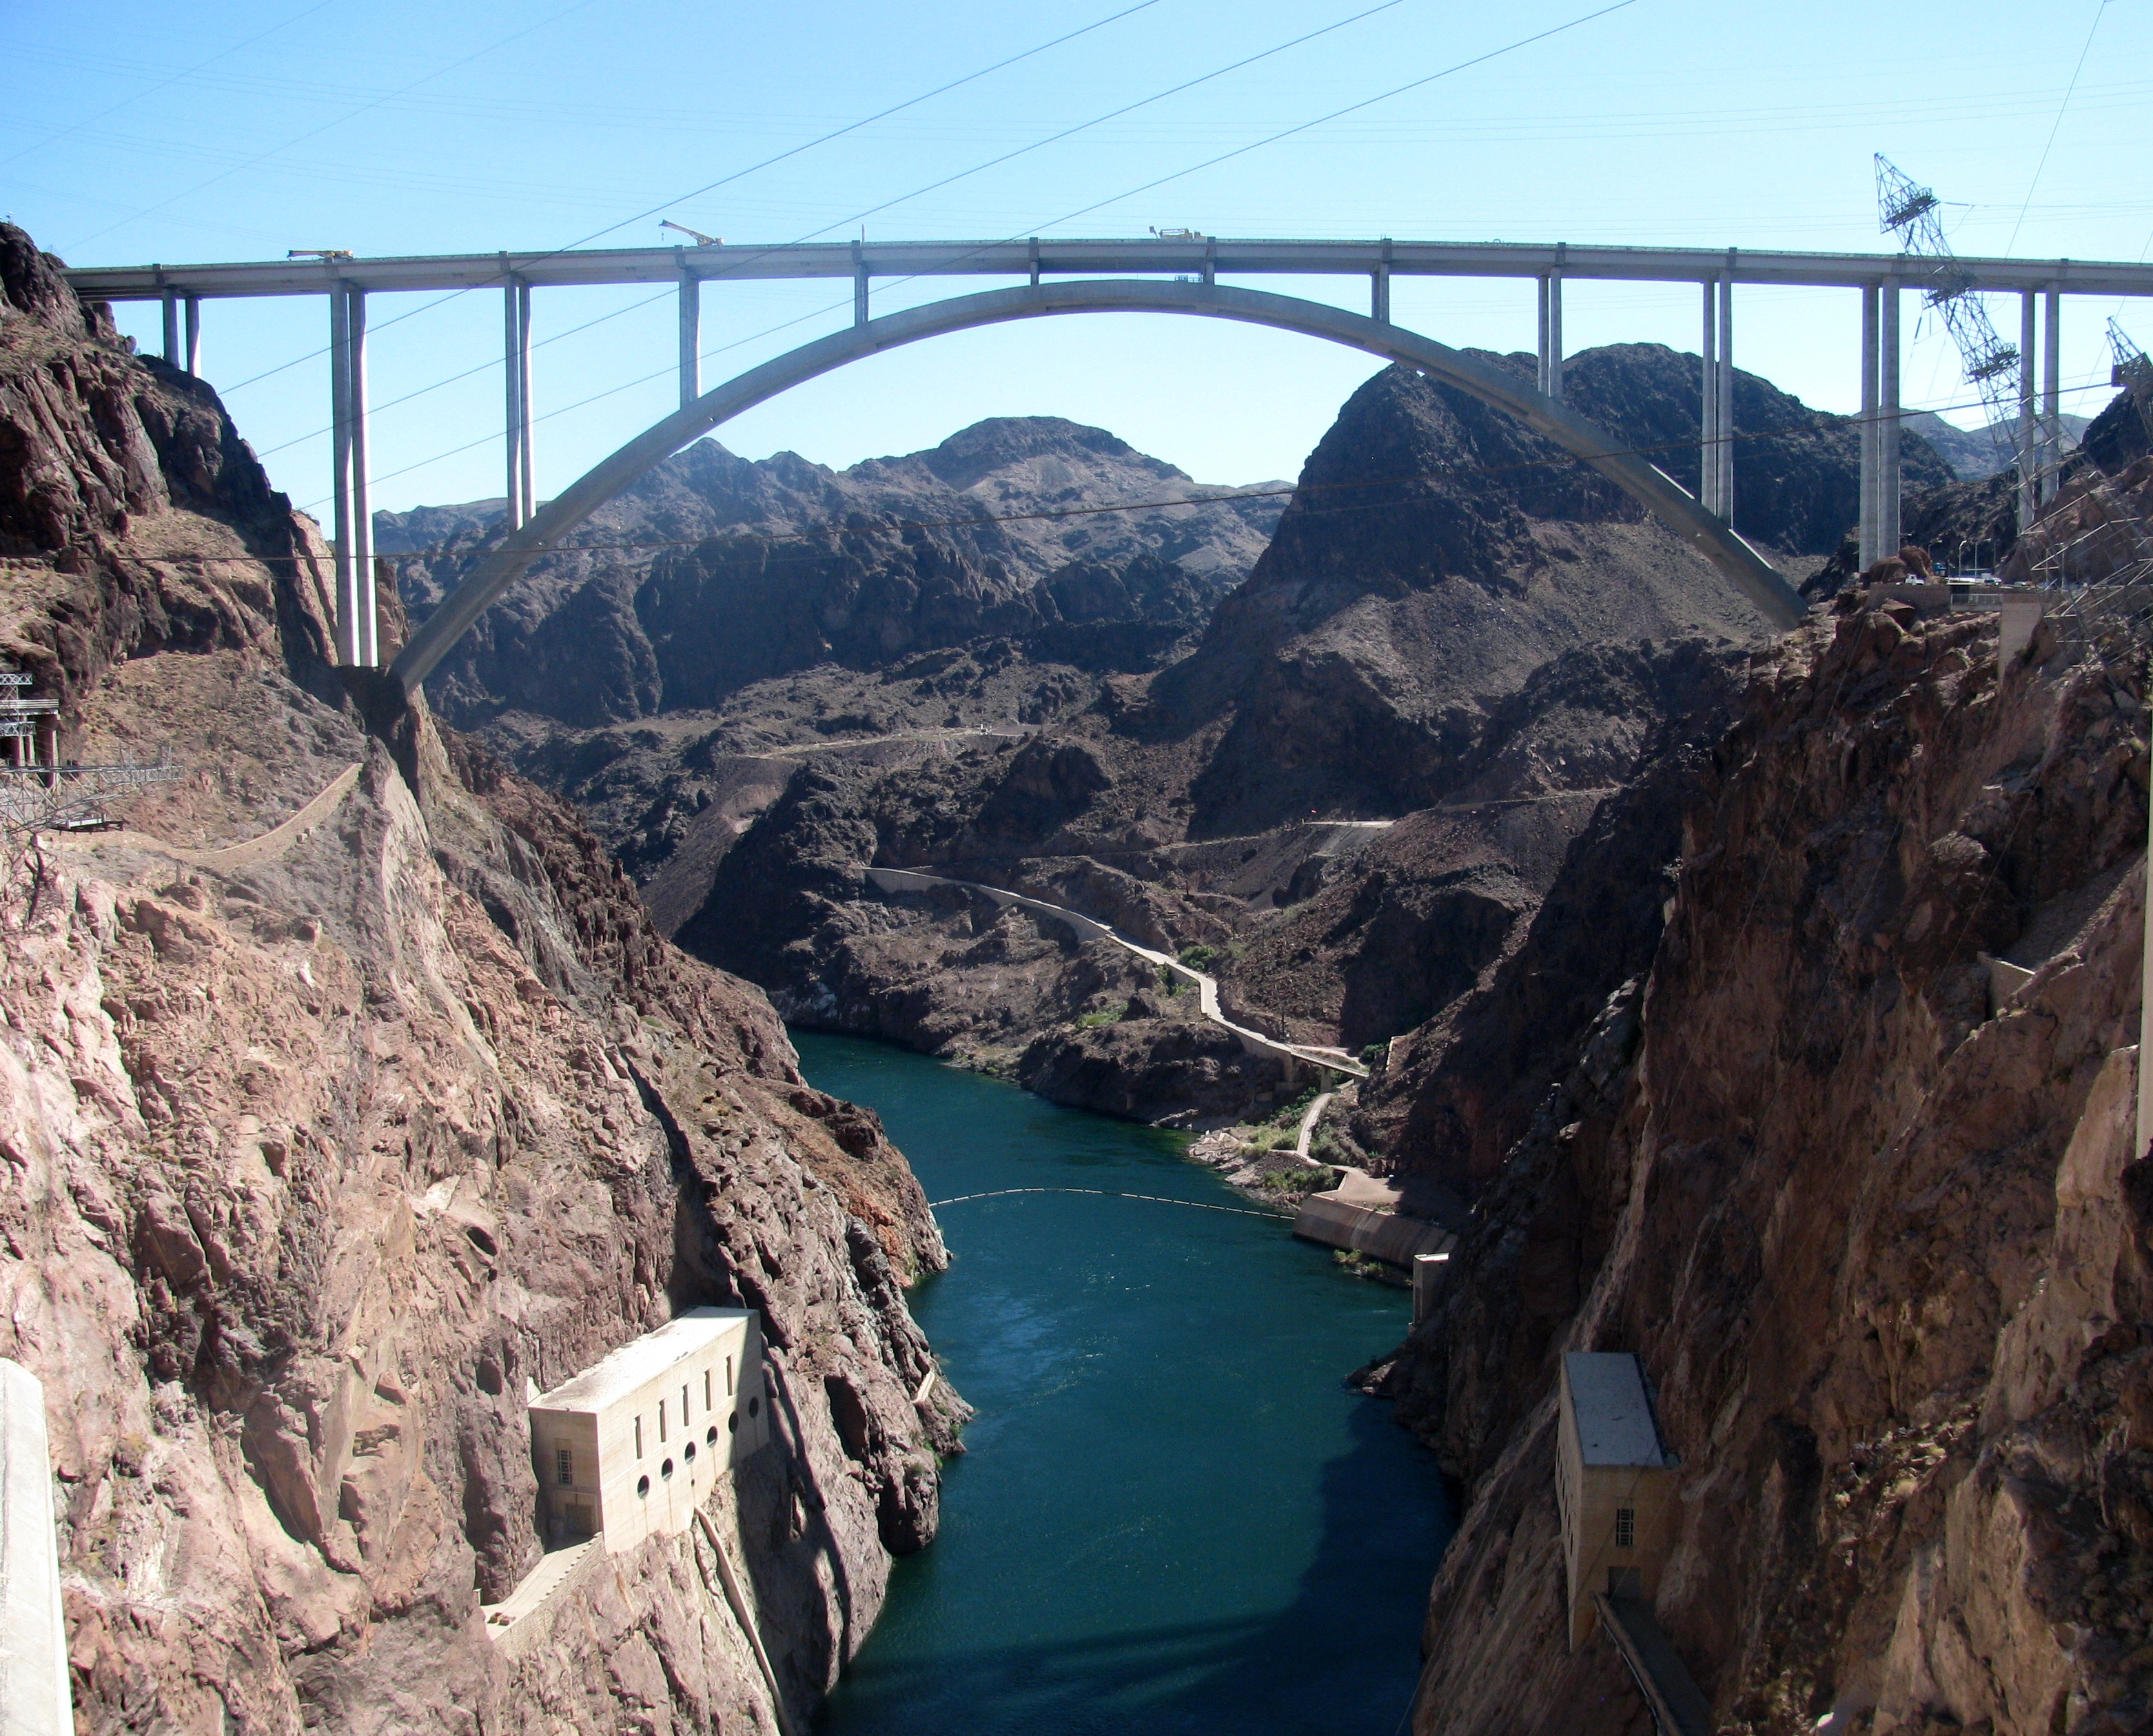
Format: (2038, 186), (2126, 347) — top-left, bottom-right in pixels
(1294, 1090), (1336, 1158)
(864, 866), (1367, 1081)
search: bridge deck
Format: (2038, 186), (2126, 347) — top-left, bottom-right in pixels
(65, 235), (2153, 302)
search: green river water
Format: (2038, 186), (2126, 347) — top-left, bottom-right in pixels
(795, 1032), (1453, 1736)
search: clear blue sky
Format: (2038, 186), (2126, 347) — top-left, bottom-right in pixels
(6, 0), (2149, 517)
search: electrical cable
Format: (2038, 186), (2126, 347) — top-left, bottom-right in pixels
(59, 0), (609, 254)
(2004, 0), (2109, 257)
(0, 0), (340, 172)
(997, 0), (1644, 238)
(280, 0), (1642, 509)
(196, 0), (1181, 400)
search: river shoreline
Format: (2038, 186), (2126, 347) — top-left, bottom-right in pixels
(793, 1030), (1451, 1736)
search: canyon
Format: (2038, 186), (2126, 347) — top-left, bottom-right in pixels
(8, 189), (2153, 1736)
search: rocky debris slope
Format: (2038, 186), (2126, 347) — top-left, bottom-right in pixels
(0, 222), (959, 1735)
(387, 416), (1285, 731)
(1360, 593), (2153, 1735)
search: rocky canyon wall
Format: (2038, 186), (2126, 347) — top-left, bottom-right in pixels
(1371, 589), (2153, 1734)
(0, 223), (959, 1735)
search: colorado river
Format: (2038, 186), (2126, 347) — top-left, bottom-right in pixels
(795, 1033), (1453, 1736)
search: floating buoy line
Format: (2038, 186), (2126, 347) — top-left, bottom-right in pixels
(929, 1185), (1292, 1221)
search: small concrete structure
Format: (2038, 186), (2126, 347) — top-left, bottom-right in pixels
(1557, 1351), (1677, 1651)
(1411, 1251), (1451, 1329)
(1292, 1166), (1458, 1269)
(1, 1360), (72, 1736)
(526, 1308), (768, 1555)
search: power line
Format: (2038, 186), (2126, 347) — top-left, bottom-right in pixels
(249, 2), (1433, 498)
(0, 0), (340, 172)
(1020, 0), (1644, 234)
(547, 0), (1170, 258)
(196, 5), (1180, 404)
(59, 0), (608, 254)
(2004, 0), (2110, 257)
(298, 1), (1641, 509)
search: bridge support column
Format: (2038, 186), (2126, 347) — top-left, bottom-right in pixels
(853, 239), (868, 327)
(2018, 290), (2039, 531)
(1700, 280), (1720, 515)
(504, 277), (533, 530)
(329, 282), (377, 668)
(1879, 277), (1901, 560)
(1371, 264), (1390, 325)
(183, 296), (201, 376)
(1859, 285), (1880, 569)
(677, 263), (700, 409)
(160, 289), (179, 363)
(1538, 269), (1564, 400)
(1715, 272), (1735, 525)
(2041, 287), (2061, 505)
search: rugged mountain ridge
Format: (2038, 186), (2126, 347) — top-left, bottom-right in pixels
(1, 221), (958, 1733)
(387, 416), (1285, 731)
(667, 346), (1901, 1116)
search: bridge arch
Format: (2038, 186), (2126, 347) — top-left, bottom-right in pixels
(388, 278), (1803, 693)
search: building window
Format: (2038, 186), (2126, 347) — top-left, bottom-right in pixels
(1615, 1507), (1636, 1551)
(555, 1448), (574, 1488)
(659, 1399), (667, 1442)
(637, 1475), (650, 1498)
(704, 1369), (712, 1411)
(726, 1356), (734, 1396)
(634, 1416), (642, 1458)
(682, 1384), (690, 1428)
(661, 1458), (675, 1480)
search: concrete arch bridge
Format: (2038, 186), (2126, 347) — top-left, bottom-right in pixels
(68, 236), (2153, 686)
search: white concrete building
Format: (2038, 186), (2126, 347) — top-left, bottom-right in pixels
(527, 1307), (768, 1553)
(1556, 1351), (1677, 1650)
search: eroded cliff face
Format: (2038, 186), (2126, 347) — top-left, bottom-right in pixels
(0, 223), (959, 1735)
(1371, 599), (2153, 1735)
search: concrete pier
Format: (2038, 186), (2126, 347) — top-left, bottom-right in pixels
(329, 283), (377, 667)
(504, 277), (534, 531)
(1714, 269), (1734, 522)
(160, 289), (178, 364)
(677, 261), (700, 408)
(183, 296), (201, 375)
(1700, 281), (1720, 515)
(853, 239), (869, 327)
(1879, 278), (1901, 558)
(0, 1360), (72, 1736)
(1859, 285), (1880, 567)
(2019, 291), (2039, 529)
(2042, 287), (2061, 503)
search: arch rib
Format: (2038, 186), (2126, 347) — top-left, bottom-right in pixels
(389, 278), (1803, 694)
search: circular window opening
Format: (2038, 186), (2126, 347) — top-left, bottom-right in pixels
(683, 1441), (697, 1464)
(748, 1396), (760, 1418)
(636, 1475), (651, 1499)
(661, 1458), (675, 1480)
(728, 1412), (739, 1434)
(706, 1425), (719, 1447)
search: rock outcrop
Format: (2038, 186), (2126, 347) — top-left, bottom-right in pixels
(1364, 592), (2153, 1734)
(0, 222), (959, 1735)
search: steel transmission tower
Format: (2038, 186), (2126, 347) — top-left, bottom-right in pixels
(1873, 155), (2025, 471)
